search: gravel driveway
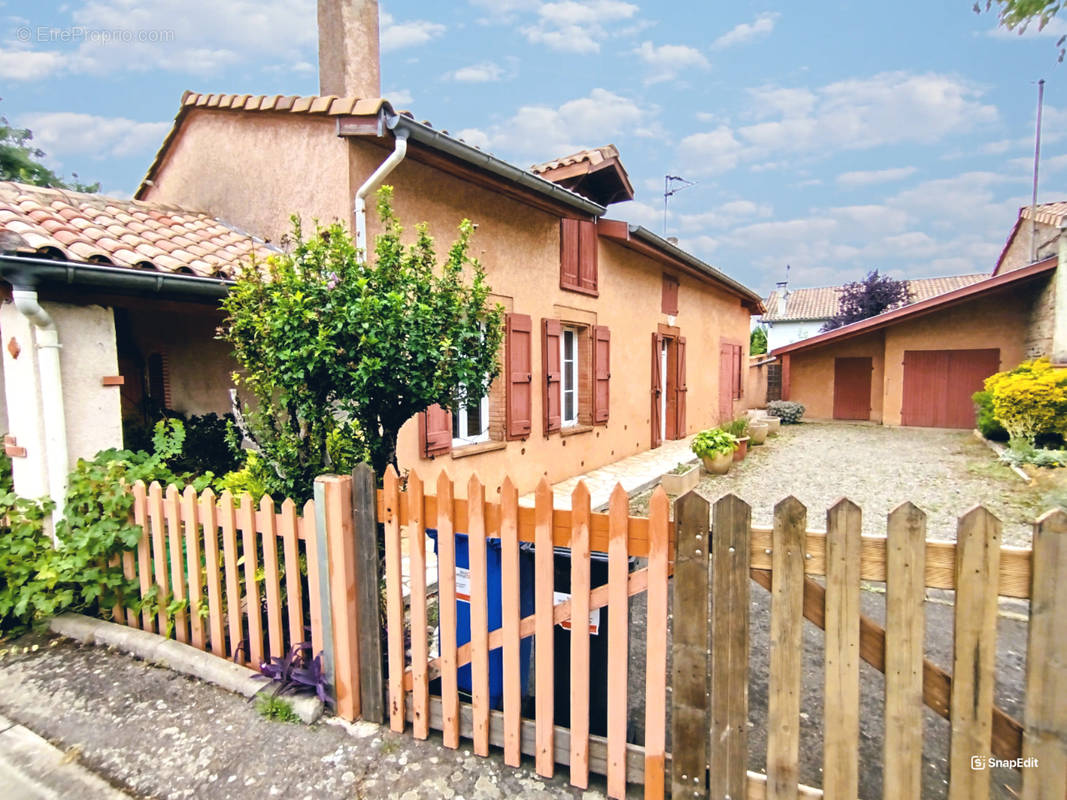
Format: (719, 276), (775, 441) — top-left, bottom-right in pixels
(631, 421), (1061, 546)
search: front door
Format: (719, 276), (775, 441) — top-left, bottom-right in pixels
(833, 357), (873, 420)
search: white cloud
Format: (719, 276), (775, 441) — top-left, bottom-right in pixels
(836, 166), (918, 187)
(633, 41), (709, 84)
(473, 88), (649, 162)
(522, 0), (638, 54)
(711, 12), (779, 50)
(385, 88), (414, 106)
(18, 112), (170, 163)
(455, 127), (492, 150)
(679, 72), (998, 176)
(611, 199), (662, 229)
(0, 47), (65, 80)
(380, 12), (446, 52)
(678, 199), (773, 232)
(446, 61), (505, 82)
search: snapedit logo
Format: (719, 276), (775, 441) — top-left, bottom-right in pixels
(971, 755), (1038, 770)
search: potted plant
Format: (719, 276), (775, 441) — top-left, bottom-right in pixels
(761, 415), (781, 436)
(691, 428), (738, 475)
(749, 419), (769, 445)
(660, 460), (701, 494)
(724, 418), (750, 461)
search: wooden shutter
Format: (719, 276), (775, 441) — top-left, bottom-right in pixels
(542, 319), (562, 435)
(661, 274), (679, 315)
(419, 404), (452, 457)
(651, 333), (663, 448)
(733, 344), (744, 399)
(578, 220), (598, 292)
(675, 337), (687, 436)
(592, 325), (610, 425)
(560, 219), (580, 289)
(505, 313), (532, 440)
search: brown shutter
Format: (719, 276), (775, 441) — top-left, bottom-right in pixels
(733, 344), (743, 399)
(592, 325), (610, 424)
(505, 313), (532, 440)
(560, 219), (580, 289)
(419, 404), (452, 457)
(542, 319), (562, 435)
(651, 332), (662, 448)
(578, 220), (598, 292)
(675, 337), (687, 436)
(661, 274), (679, 315)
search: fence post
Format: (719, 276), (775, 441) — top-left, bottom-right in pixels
(351, 463), (385, 725)
(671, 489), (711, 800)
(1022, 508), (1067, 800)
(315, 474), (361, 721)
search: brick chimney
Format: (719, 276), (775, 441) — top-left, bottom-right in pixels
(318, 0), (381, 98)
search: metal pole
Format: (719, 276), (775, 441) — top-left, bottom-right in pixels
(1030, 78), (1045, 264)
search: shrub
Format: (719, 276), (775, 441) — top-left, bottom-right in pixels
(767, 400), (805, 424)
(723, 418), (749, 438)
(984, 358), (1067, 444)
(691, 428), (739, 458)
(972, 390), (1009, 441)
(171, 413), (243, 477)
(750, 326), (767, 356)
(999, 439), (1067, 469)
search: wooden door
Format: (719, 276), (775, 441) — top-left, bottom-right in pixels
(651, 333), (663, 448)
(833, 357), (873, 420)
(901, 349), (1000, 428)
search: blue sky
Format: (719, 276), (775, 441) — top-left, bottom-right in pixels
(1, 1), (1065, 295)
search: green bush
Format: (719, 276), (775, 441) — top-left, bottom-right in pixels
(691, 428), (739, 458)
(999, 439), (1067, 469)
(972, 390), (1009, 441)
(984, 358), (1067, 444)
(767, 400), (805, 424)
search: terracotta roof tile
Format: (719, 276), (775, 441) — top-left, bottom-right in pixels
(530, 144), (621, 174)
(762, 273), (989, 322)
(1021, 201), (1067, 227)
(0, 181), (276, 278)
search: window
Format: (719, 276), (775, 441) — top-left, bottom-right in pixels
(560, 326), (579, 427)
(560, 219), (598, 295)
(453, 391), (490, 446)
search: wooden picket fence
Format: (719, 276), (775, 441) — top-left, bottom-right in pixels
(104, 468), (1067, 800)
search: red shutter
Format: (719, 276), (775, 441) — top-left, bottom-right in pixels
(542, 319), (562, 435)
(592, 325), (610, 424)
(675, 337), (687, 436)
(651, 333), (662, 448)
(578, 220), (598, 292)
(661, 274), (679, 315)
(733, 344), (743, 399)
(560, 219), (580, 289)
(505, 313), (532, 440)
(419, 404), (452, 457)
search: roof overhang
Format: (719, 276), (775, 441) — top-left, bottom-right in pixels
(532, 154), (635, 206)
(0, 253), (233, 301)
(598, 220), (764, 313)
(770, 256), (1058, 357)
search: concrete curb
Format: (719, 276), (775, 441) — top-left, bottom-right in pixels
(49, 614), (323, 724)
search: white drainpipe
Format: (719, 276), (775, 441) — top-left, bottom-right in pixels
(12, 288), (68, 531)
(354, 128), (409, 263)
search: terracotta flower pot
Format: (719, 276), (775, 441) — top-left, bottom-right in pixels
(701, 451), (733, 475)
(732, 436), (750, 461)
(749, 423), (768, 445)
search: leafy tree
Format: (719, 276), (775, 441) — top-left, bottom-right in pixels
(976, 1), (1065, 60)
(0, 104), (99, 191)
(820, 270), (911, 332)
(220, 186), (503, 497)
(750, 325), (767, 355)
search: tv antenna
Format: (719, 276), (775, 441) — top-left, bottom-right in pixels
(663, 174), (696, 237)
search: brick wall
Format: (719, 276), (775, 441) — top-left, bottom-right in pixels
(1023, 275), (1056, 360)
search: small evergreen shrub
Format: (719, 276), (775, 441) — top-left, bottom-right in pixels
(972, 390), (1008, 441)
(767, 400), (805, 424)
(984, 358), (1067, 445)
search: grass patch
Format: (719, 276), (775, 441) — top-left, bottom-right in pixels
(255, 693), (299, 723)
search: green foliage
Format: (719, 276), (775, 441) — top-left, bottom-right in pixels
(0, 420), (208, 637)
(669, 462), (696, 475)
(219, 186), (504, 495)
(972, 390), (1009, 441)
(213, 452), (273, 500)
(976, 1), (1065, 60)
(0, 108), (99, 191)
(767, 400), (806, 424)
(254, 693), (300, 723)
(691, 428), (739, 458)
(984, 358), (1067, 444)
(750, 326), (768, 356)
(168, 413), (243, 477)
(999, 439), (1067, 468)
(723, 418), (750, 438)
(0, 446), (11, 495)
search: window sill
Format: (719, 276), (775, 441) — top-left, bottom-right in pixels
(451, 440), (508, 459)
(560, 424), (594, 438)
(560, 282), (599, 298)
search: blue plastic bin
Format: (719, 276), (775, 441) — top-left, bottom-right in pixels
(428, 529), (535, 710)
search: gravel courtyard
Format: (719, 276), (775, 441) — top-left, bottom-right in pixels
(630, 421), (1063, 546)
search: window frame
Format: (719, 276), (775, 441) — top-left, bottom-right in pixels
(560, 325), (580, 428)
(452, 389), (491, 446)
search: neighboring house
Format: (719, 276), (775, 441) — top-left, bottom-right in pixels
(760, 274), (987, 352)
(768, 202), (1066, 428)
(0, 181), (275, 520)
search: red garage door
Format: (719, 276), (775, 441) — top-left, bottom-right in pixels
(901, 349), (1000, 428)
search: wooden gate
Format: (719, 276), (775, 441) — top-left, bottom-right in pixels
(832, 356), (872, 420)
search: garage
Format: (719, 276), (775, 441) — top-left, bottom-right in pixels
(900, 349), (1000, 428)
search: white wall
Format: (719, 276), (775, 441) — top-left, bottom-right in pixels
(766, 319), (826, 352)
